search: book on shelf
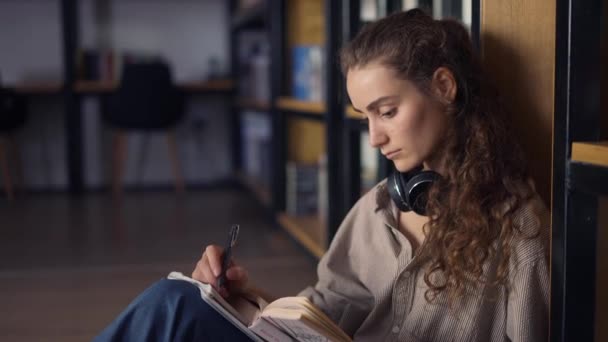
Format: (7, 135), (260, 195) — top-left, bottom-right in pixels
(167, 272), (351, 342)
(286, 161), (319, 216)
(292, 45), (324, 102)
(237, 33), (271, 103)
(77, 48), (116, 82)
(241, 111), (272, 187)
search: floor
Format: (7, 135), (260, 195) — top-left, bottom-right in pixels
(0, 189), (318, 342)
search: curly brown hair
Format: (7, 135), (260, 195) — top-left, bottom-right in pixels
(340, 9), (537, 302)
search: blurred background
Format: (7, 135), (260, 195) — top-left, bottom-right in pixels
(0, 0), (605, 341)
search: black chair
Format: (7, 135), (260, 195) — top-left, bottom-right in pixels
(0, 87), (27, 200)
(103, 61), (186, 197)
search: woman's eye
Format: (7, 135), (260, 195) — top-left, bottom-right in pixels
(380, 109), (396, 118)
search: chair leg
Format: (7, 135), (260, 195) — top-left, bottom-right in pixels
(166, 131), (185, 194)
(0, 137), (14, 200)
(7, 135), (24, 195)
(111, 131), (128, 198)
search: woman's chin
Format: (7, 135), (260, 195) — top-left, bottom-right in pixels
(392, 159), (420, 173)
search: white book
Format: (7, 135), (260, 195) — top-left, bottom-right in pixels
(166, 272), (350, 342)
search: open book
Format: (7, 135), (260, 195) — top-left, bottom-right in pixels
(167, 272), (351, 342)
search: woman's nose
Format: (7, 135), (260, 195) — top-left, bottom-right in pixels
(368, 121), (388, 148)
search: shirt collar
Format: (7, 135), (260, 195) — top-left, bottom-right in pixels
(374, 181), (400, 230)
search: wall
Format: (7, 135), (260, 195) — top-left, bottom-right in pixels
(0, 0), (67, 189)
(0, 0), (232, 190)
(79, 0), (230, 82)
(0, 0), (63, 84)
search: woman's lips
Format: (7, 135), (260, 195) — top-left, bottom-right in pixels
(384, 149), (401, 160)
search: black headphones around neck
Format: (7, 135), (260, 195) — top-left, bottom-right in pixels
(387, 166), (441, 216)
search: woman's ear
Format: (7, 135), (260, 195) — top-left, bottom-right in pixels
(431, 67), (457, 104)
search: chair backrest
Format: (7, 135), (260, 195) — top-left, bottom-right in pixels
(0, 87), (27, 132)
(106, 61), (184, 130)
(119, 61), (172, 96)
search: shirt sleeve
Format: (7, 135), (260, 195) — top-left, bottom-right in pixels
(506, 256), (550, 342)
(297, 198), (375, 337)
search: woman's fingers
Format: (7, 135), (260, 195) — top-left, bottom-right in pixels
(226, 265), (248, 282)
(191, 245), (249, 296)
(192, 257), (215, 285)
(200, 261), (219, 290)
(205, 245), (224, 277)
(225, 265), (249, 294)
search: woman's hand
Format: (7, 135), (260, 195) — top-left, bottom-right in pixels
(191, 245), (249, 297)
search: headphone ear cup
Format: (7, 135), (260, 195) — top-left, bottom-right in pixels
(403, 171), (441, 216)
(387, 171), (411, 212)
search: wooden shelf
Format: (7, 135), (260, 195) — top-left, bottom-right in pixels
(276, 97), (325, 115)
(10, 79), (234, 95)
(179, 79), (234, 92)
(74, 80), (117, 93)
(345, 105), (360, 119)
(277, 213), (326, 259)
(236, 171), (272, 208)
(13, 82), (63, 95)
(571, 141), (608, 167)
(73, 79), (234, 94)
(237, 98), (271, 111)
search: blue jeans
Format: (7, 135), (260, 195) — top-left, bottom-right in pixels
(93, 279), (254, 342)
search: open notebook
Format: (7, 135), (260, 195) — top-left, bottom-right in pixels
(167, 272), (352, 342)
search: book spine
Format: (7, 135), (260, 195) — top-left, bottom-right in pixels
(286, 161), (319, 216)
(292, 45), (324, 102)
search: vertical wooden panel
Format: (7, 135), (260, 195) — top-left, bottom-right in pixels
(287, 118), (325, 163)
(480, 0), (555, 207)
(602, 4), (607, 139)
(287, 0), (324, 46)
(597, 197), (608, 342)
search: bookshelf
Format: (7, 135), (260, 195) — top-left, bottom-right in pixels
(264, 0), (346, 259)
(229, 0), (274, 210)
(220, 0), (341, 258)
(551, 0), (605, 340)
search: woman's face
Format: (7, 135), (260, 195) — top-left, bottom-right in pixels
(346, 62), (450, 173)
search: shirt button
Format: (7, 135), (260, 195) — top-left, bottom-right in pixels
(392, 326), (400, 334)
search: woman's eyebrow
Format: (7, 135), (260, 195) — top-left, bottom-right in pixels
(360, 96), (398, 113)
(351, 95), (398, 113)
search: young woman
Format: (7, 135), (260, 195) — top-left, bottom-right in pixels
(95, 9), (549, 342)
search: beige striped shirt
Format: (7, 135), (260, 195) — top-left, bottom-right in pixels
(298, 180), (550, 341)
